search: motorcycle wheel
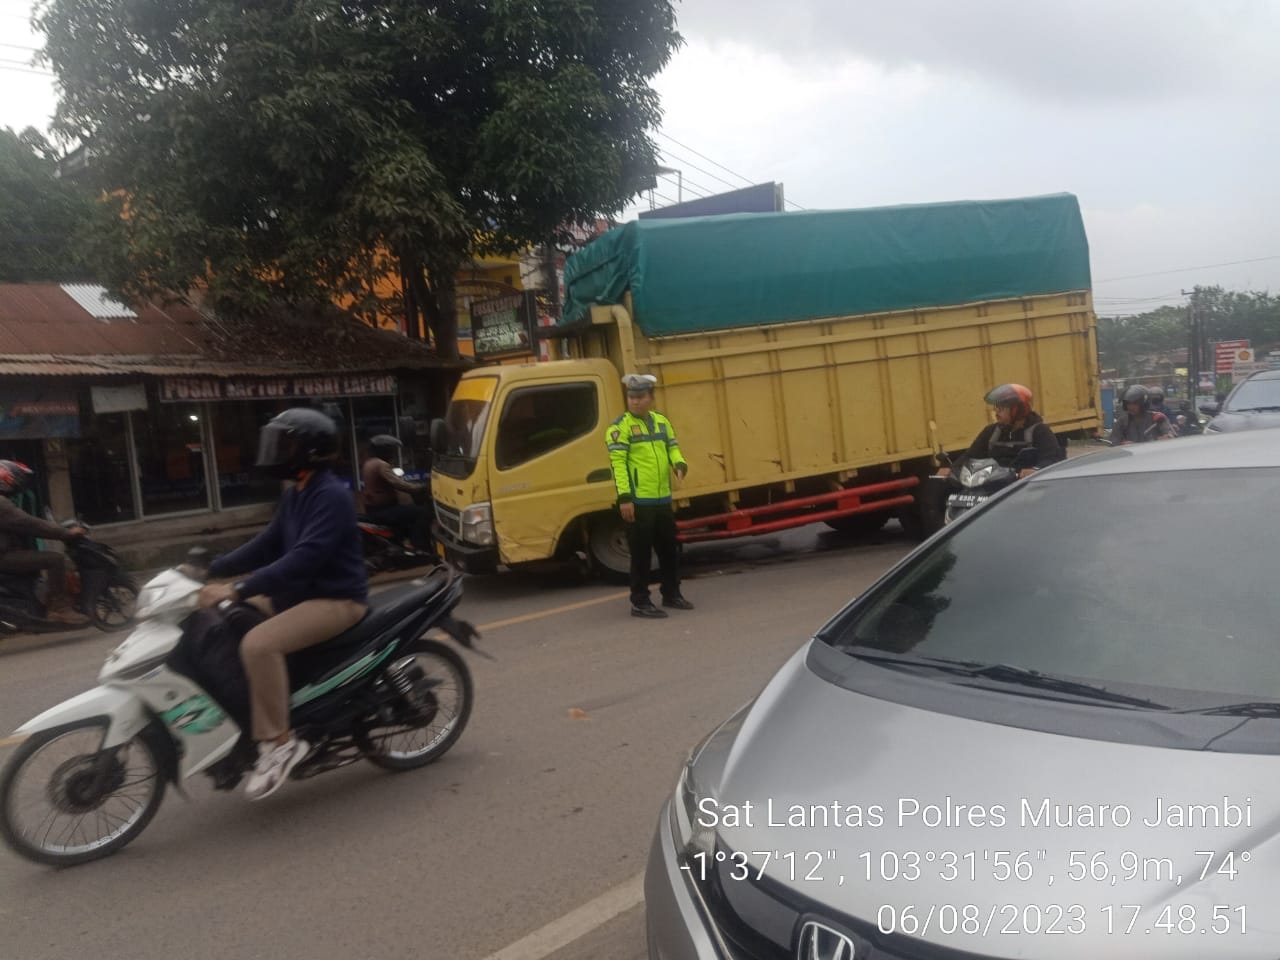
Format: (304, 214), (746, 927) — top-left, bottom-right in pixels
(0, 720), (165, 867)
(90, 574), (139, 632)
(362, 639), (473, 772)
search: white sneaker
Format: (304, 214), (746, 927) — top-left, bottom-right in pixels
(244, 736), (311, 801)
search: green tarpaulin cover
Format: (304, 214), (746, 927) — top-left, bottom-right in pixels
(559, 193), (1091, 337)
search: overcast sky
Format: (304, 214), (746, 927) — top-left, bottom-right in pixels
(4, 0), (1279, 312)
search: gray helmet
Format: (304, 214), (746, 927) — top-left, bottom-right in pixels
(1149, 386), (1165, 406)
(1122, 385), (1150, 412)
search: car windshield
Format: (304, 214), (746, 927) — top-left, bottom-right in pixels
(822, 469), (1280, 704)
(1226, 377), (1280, 411)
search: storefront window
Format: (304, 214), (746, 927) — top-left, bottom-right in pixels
(66, 411), (137, 524)
(350, 396), (402, 479)
(213, 400), (289, 508)
(135, 403), (210, 515)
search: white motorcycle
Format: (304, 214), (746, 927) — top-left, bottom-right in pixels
(0, 555), (483, 867)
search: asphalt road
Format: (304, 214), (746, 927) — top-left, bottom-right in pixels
(0, 524), (915, 960)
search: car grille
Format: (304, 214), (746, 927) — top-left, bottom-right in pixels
(700, 845), (1009, 960)
(435, 502), (461, 540)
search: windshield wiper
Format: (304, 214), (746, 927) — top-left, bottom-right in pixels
(843, 649), (1169, 710)
(1176, 700), (1280, 717)
(1232, 406), (1280, 413)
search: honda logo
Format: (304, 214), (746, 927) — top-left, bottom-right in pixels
(796, 920), (861, 960)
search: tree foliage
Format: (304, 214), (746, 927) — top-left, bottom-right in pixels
(1097, 286), (1280, 377)
(35, 0), (681, 356)
(0, 127), (96, 282)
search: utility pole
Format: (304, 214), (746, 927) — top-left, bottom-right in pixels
(1182, 289), (1196, 401)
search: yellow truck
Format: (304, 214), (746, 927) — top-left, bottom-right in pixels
(430, 194), (1100, 577)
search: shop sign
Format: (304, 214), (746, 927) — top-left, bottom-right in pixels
(470, 290), (539, 361)
(160, 374), (398, 403)
(92, 383), (148, 414)
(0, 383), (80, 438)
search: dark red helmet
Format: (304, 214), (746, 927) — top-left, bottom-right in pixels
(983, 383), (1033, 422)
(0, 460), (34, 497)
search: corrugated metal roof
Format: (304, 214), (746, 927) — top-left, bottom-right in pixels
(58, 283), (137, 319)
(0, 283), (468, 377)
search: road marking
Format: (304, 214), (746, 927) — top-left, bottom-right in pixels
(475, 591), (629, 633)
(477, 873), (644, 960)
(0, 591), (631, 752)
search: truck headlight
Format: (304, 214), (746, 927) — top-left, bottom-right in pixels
(460, 502), (495, 546)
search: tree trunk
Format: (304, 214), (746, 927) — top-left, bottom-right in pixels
(423, 261), (460, 360)
(399, 252), (423, 340)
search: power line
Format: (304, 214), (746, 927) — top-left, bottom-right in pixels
(0, 42), (39, 52)
(657, 131), (754, 188)
(0, 62), (50, 75)
(655, 171), (712, 201)
(1095, 255), (1280, 284)
(657, 132), (809, 211)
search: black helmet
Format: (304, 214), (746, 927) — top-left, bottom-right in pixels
(1149, 386), (1165, 406)
(0, 460), (34, 497)
(256, 407), (340, 478)
(1122, 384), (1150, 412)
(369, 433), (402, 456)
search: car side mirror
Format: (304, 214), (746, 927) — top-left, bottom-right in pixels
(430, 418), (446, 453)
(1203, 403), (1220, 416)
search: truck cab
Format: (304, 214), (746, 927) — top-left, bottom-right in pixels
(430, 358), (624, 574)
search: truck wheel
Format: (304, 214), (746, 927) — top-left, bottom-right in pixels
(587, 516), (632, 584)
(824, 512), (890, 538)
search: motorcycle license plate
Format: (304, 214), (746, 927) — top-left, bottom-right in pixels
(948, 494), (985, 507)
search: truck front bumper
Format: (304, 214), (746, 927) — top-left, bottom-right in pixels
(432, 523), (500, 575)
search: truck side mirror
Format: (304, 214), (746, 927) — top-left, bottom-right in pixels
(430, 418), (446, 452)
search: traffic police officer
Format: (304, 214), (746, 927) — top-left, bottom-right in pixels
(606, 374), (694, 618)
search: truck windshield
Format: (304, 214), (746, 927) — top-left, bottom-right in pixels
(434, 377), (496, 479)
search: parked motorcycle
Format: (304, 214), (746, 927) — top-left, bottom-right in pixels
(941, 447), (1039, 525)
(358, 514), (439, 573)
(0, 555), (486, 866)
(0, 520), (138, 635)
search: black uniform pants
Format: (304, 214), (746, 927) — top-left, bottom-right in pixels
(628, 504), (680, 605)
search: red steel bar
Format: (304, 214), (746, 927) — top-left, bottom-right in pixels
(674, 476), (920, 532)
(677, 495), (918, 543)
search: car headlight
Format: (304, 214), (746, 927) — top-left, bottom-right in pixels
(670, 759), (717, 858)
(460, 502), (495, 546)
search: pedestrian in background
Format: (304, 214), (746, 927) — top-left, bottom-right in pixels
(606, 374), (694, 619)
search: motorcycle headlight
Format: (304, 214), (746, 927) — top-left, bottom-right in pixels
(460, 502), (495, 546)
(960, 464), (996, 486)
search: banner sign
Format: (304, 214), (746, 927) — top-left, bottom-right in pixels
(470, 290), (539, 361)
(160, 374), (397, 403)
(0, 382), (81, 438)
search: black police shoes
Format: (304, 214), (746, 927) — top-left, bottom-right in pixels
(631, 601), (668, 619)
(662, 595), (695, 611)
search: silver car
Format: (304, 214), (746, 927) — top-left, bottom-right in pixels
(646, 429), (1280, 959)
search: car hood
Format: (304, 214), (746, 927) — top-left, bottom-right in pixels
(698, 645), (1280, 958)
(1205, 410), (1280, 433)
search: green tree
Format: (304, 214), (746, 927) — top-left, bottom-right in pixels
(0, 127), (95, 282)
(35, 0), (681, 357)
(1097, 287), (1280, 378)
